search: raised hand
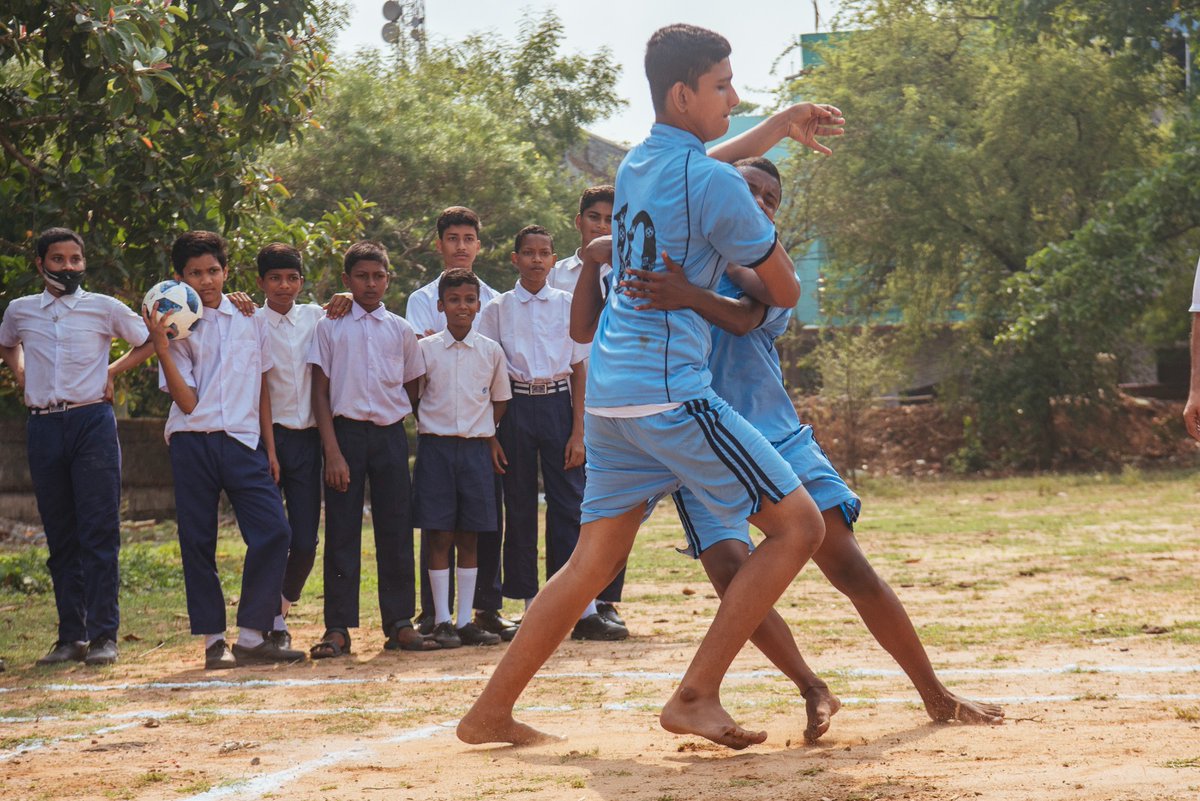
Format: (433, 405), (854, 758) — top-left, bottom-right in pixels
(784, 103), (845, 156)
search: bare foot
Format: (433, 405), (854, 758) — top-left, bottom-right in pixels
(926, 692), (1004, 725)
(457, 708), (563, 746)
(801, 682), (841, 743)
(659, 686), (767, 750)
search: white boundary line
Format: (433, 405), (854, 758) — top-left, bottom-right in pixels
(3, 663), (1197, 696)
(179, 722), (455, 801)
(0, 721), (140, 763)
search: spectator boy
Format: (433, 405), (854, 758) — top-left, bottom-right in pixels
(406, 206), (513, 641)
(0, 228), (153, 666)
(413, 268), (511, 648)
(308, 241), (434, 656)
(149, 230), (304, 669)
(547, 185), (615, 296)
(478, 225), (625, 640)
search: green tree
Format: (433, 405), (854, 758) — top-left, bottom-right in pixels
(0, 0), (342, 301)
(271, 11), (622, 298)
(782, 2), (1165, 464)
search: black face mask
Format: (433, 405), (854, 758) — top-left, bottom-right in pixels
(44, 268), (85, 295)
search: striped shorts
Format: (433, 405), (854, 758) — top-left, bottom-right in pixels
(580, 393), (803, 528)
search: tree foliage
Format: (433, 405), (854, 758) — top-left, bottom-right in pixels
(271, 11), (623, 298)
(0, 0), (349, 303)
(783, 1), (1169, 464)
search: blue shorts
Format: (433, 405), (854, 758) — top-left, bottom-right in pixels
(580, 394), (802, 529)
(412, 435), (498, 532)
(673, 425), (861, 558)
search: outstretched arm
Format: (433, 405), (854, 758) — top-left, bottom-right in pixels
(708, 102), (845, 163)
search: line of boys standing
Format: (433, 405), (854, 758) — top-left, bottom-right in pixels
(0, 189), (631, 669)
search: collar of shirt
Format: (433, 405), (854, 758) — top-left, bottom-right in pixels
(650, 122), (706, 152)
(39, 288), (84, 310)
(265, 304), (298, 327)
(514, 282), (551, 303)
(441, 328), (479, 349)
(563, 249), (582, 270)
(351, 301), (388, 321)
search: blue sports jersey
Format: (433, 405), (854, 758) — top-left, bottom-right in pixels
(587, 123), (779, 407)
(708, 277), (800, 443)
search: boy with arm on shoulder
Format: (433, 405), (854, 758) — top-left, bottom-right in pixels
(0, 227), (154, 666)
(624, 157), (1004, 735)
(148, 230), (304, 669)
(412, 268), (510, 648)
(478, 226), (624, 641)
(308, 241), (434, 656)
(460, 24), (843, 749)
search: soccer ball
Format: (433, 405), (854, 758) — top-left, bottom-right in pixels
(142, 280), (203, 340)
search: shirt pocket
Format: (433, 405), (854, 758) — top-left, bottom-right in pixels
(229, 339), (262, 377)
(379, 354), (406, 388)
(66, 319), (111, 371)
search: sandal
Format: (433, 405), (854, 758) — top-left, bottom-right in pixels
(310, 628), (351, 659)
(384, 623), (441, 652)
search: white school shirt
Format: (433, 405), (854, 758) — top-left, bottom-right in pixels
(404, 274), (500, 335)
(160, 296), (273, 449)
(546, 250), (613, 295)
(307, 301), (424, 426)
(0, 289), (148, 408)
(476, 282), (589, 383)
(260, 303), (324, 430)
(416, 329), (512, 438)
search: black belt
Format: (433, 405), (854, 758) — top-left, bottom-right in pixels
(511, 379), (569, 396)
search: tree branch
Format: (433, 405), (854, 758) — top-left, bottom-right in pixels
(0, 130), (43, 176)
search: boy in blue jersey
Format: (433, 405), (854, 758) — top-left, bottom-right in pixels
(624, 158), (1005, 738)
(459, 24), (845, 750)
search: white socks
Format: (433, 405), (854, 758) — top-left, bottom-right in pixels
(236, 629), (264, 648)
(430, 568), (452, 625)
(204, 633), (226, 649)
(581, 599), (598, 621)
(456, 567), (478, 628)
(273, 614), (287, 632)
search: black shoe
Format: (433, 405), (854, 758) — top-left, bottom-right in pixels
(474, 609), (519, 641)
(456, 622), (501, 646)
(416, 610), (435, 636)
(268, 629), (292, 650)
(430, 621), (462, 649)
(596, 602), (625, 627)
(571, 613), (629, 641)
(84, 638), (119, 666)
(204, 640), (237, 670)
(232, 638), (306, 665)
(36, 640), (88, 665)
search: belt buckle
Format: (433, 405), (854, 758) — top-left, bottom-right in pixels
(529, 382), (548, 395)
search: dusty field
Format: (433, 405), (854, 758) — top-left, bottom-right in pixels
(1, 472), (1198, 801)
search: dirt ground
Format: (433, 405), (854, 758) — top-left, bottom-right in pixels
(1, 487), (1198, 801)
(2, 624), (1196, 800)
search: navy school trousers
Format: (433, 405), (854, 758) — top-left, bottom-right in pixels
(273, 424), (321, 603)
(322, 417), (415, 634)
(498, 390), (625, 602)
(168, 431), (291, 634)
(27, 402), (122, 643)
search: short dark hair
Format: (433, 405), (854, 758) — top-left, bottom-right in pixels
(734, 157), (782, 187)
(256, 243), (304, 277)
(645, 24), (731, 114)
(437, 206), (481, 238)
(579, 185), (615, 216)
(343, 241), (390, 274)
(438, 268), (481, 300)
(36, 227), (84, 260)
(513, 224), (553, 253)
(171, 231), (228, 274)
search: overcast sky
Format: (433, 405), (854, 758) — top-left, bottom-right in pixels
(334, 1), (842, 145)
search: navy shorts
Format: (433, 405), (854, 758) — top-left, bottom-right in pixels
(413, 435), (498, 532)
